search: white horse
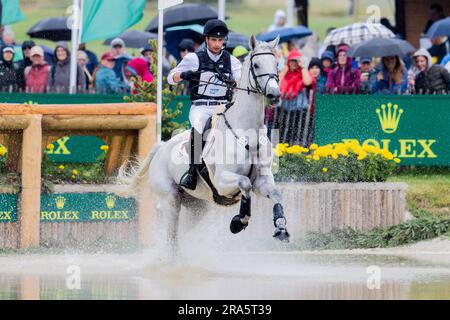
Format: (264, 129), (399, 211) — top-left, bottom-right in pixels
(118, 35), (290, 252)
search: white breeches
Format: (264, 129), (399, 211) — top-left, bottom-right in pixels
(189, 104), (218, 134)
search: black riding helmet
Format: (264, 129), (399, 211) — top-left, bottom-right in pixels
(203, 19), (229, 38)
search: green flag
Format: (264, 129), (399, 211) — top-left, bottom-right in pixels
(81, 0), (146, 43)
(1, 0), (25, 25)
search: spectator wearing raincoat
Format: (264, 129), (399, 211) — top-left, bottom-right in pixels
(326, 46), (361, 94)
(267, 9), (290, 32)
(0, 46), (19, 91)
(47, 41), (86, 93)
(413, 48), (450, 94)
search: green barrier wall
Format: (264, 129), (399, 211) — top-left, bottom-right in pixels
(314, 95), (450, 166)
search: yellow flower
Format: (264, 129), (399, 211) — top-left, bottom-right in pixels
(313, 155), (320, 161)
(306, 155), (312, 159)
(72, 169), (78, 175)
(71, 175), (76, 180)
(286, 145), (303, 154)
(331, 153), (338, 159)
(322, 167), (328, 172)
(274, 149), (283, 157)
(0, 145), (6, 157)
(357, 151), (367, 160)
(46, 144), (54, 150)
(100, 145), (109, 152)
(58, 165), (65, 170)
(310, 143), (318, 150)
(381, 149), (394, 160)
(394, 158), (401, 164)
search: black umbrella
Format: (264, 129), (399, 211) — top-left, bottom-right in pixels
(104, 30), (157, 48)
(146, 4), (218, 32)
(27, 17), (71, 42)
(348, 37), (415, 58)
(226, 32), (250, 51)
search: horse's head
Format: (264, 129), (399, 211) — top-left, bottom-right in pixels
(247, 34), (281, 105)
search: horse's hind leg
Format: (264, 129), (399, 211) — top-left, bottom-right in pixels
(156, 188), (181, 258)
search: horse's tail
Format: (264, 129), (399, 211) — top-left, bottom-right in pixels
(116, 141), (163, 198)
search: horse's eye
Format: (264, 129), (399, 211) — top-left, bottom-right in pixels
(254, 63), (259, 69)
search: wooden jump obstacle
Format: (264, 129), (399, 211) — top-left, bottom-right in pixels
(0, 103), (156, 249)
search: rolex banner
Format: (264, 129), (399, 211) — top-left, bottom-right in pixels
(314, 95), (450, 166)
(40, 193), (136, 222)
(0, 193), (136, 223)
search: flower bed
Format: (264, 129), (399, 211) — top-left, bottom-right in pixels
(41, 143), (111, 187)
(273, 141), (400, 182)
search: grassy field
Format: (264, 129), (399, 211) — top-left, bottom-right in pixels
(388, 168), (450, 217)
(11, 0), (353, 56)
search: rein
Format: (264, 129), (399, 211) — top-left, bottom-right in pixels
(215, 49), (278, 154)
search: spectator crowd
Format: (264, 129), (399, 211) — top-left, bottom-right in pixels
(0, 3), (448, 97)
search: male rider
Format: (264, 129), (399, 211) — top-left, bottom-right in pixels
(168, 19), (242, 190)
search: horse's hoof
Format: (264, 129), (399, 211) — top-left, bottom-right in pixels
(273, 228), (290, 242)
(230, 215), (248, 234)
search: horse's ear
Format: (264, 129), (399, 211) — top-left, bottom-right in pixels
(249, 35), (257, 50)
(269, 35), (280, 49)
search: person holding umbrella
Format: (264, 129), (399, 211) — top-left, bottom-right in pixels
(167, 18), (242, 190)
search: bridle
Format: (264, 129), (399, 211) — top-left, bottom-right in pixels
(216, 48), (279, 154)
(247, 50), (280, 96)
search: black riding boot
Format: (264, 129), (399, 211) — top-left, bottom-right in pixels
(180, 128), (202, 190)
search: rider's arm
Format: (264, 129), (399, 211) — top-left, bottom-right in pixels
(167, 53), (199, 85)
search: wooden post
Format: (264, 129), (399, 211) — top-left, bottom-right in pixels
(137, 112), (157, 246)
(20, 115), (42, 248)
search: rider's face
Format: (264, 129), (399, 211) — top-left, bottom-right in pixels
(206, 37), (225, 54)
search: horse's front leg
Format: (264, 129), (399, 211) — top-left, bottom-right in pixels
(253, 172), (290, 242)
(215, 170), (252, 234)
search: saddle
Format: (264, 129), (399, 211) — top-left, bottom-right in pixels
(184, 103), (253, 206)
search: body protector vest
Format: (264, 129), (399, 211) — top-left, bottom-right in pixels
(190, 48), (233, 102)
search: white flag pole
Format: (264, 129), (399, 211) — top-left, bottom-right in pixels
(69, 0), (81, 94)
(157, 6), (164, 142)
(218, 0), (226, 21)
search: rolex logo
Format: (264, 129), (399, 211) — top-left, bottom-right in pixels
(376, 102), (404, 134)
(106, 195), (116, 209)
(55, 196), (66, 209)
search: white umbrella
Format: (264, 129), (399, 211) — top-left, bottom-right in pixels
(324, 22), (395, 47)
